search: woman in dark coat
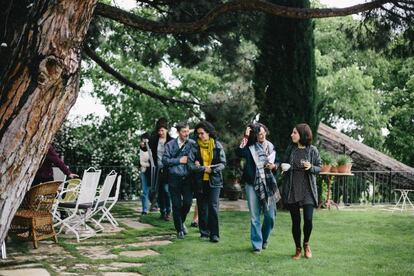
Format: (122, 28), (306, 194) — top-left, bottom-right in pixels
(188, 121), (226, 243)
(282, 123), (321, 259)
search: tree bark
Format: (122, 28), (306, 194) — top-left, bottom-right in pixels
(0, 0), (98, 245)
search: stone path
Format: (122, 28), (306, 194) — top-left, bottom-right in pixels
(0, 215), (170, 276)
(1, 199), (248, 275)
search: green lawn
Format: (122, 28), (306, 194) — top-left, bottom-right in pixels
(137, 208), (414, 276)
(5, 205), (414, 275)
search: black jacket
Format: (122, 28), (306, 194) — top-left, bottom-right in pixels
(282, 144), (322, 207)
(148, 133), (173, 168)
(235, 141), (277, 185)
(188, 140), (226, 189)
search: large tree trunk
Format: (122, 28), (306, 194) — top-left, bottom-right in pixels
(0, 0), (97, 244)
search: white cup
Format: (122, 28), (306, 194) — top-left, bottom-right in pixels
(281, 163), (291, 172)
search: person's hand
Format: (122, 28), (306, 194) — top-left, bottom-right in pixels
(204, 166), (212, 174)
(180, 156), (188, 164)
(195, 161), (200, 166)
(245, 127), (251, 137)
(265, 163), (276, 170)
(68, 173), (79, 179)
(303, 161), (312, 170)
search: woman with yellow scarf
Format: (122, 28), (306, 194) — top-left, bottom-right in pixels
(188, 121), (226, 243)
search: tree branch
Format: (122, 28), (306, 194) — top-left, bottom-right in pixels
(83, 45), (200, 106)
(95, 0), (392, 34)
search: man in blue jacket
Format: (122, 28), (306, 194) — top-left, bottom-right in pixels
(162, 122), (195, 239)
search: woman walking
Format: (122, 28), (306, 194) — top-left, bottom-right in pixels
(236, 123), (280, 253)
(188, 121), (226, 243)
(282, 123), (321, 259)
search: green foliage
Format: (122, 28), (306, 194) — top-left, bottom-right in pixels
(319, 149), (334, 165)
(336, 154), (352, 166)
(383, 58), (414, 166)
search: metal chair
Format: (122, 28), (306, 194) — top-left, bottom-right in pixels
(96, 175), (121, 227)
(53, 167), (101, 242)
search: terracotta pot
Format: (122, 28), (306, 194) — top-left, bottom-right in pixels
(346, 163), (353, 173)
(330, 166), (338, 173)
(337, 165), (348, 173)
(321, 164), (332, 173)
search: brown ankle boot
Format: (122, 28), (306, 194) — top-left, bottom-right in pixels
(292, 247), (301, 260)
(303, 242), (312, 258)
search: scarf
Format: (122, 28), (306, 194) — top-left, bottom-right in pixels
(198, 138), (215, 181)
(249, 141), (280, 209)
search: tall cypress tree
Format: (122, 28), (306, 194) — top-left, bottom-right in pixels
(254, 0), (320, 154)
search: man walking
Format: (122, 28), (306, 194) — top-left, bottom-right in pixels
(162, 122), (195, 239)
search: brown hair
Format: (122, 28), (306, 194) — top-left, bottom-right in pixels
(295, 123), (313, 146)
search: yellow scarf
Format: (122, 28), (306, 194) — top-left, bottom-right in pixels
(197, 138), (215, 181)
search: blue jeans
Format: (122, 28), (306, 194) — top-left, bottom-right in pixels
(158, 182), (171, 215)
(140, 172), (150, 213)
(245, 184), (277, 250)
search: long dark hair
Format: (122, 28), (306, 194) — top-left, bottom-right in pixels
(247, 123), (269, 146)
(194, 121), (217, 139)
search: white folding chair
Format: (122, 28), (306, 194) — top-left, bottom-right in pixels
(52, 167), (67, 182)
(97, 175), (121, 227)
(53, 167), (101, 242)
(86, 170), (118, 232)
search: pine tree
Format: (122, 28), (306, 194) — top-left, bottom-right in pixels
(254, 0), (320, 153)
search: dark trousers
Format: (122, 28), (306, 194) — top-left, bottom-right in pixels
(169, 176), (193, 232)
(288, 203), (314, 248)
(196, 183), (221, 238)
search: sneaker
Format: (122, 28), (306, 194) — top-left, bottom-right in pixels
(163, 214), (171, 221)
(190, 221), (199, 227)
(210, 235), (219, 243)
(253, 248), (261, 254)
(141, 211), (148, 216)
(182, 224), (188, 235)
(177, 231), (185, 239)
(200, 234), (209, 240)
(262, 242), (268, 250)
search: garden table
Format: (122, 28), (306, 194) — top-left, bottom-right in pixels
(319, 172), (354, 210)
(392, 189), (414, 211)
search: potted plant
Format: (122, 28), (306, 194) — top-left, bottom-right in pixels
(320, 150), (334, 173)
(336, 154), (352, 173)
(330, 160), (338, 173)
(224, 165), (242, 201)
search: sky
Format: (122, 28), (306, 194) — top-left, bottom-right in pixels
(68, 0), (367, 120)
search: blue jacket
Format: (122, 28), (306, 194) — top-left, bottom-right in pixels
(162, 138), (195, 178)
(188, 140), (226, 189)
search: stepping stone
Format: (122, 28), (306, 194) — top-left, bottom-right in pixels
(77, 245), (117, 260)
(0, 268), (50, 276)
(28, 244), (67, 255)
(118, 218), (153, 230)
(119, 249), (159, 258)
(102, 273), (142, 276)
(98, 262), (143, 271)
(115, 240), (171, 249)
(139, 235), (173, 241)
(0, 263), (42, 270)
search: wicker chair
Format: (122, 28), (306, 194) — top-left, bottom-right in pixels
(8, 181), (62, 249)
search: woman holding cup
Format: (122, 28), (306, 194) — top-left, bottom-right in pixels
(282, 123), (321, 260)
